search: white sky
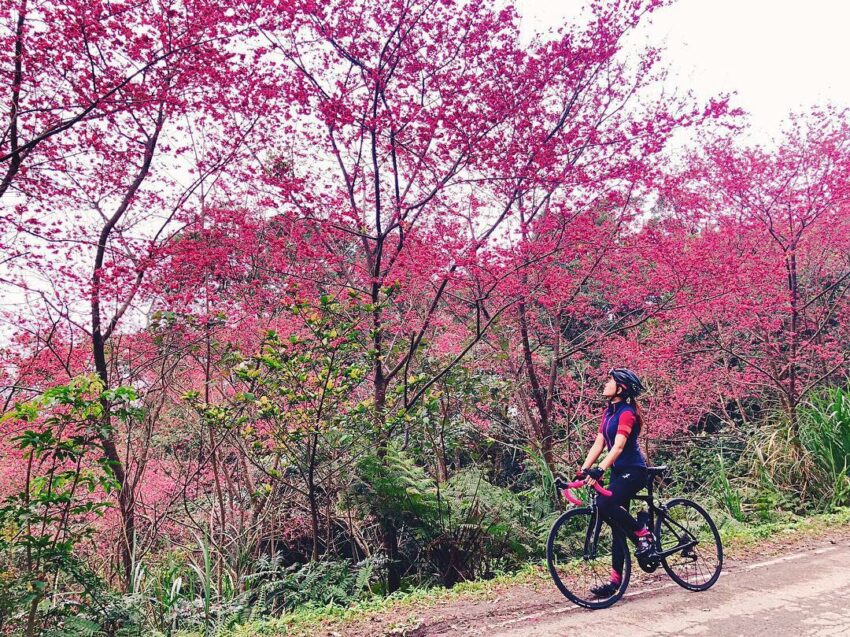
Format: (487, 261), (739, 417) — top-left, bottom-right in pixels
(517, 0), (850, 140)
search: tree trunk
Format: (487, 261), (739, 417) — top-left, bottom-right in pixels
(90, 107), (163, 588)
(203, 320), (227, 587)
(787, 247), (800, 435)
(518, 300), (556, 473)
(307, 432), (321, 561)
(373, 377), (401, 591)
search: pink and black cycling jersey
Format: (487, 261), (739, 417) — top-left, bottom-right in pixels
(599, 402), (647, 470)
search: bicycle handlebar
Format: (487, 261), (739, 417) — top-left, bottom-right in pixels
(556, 477), (613, 506)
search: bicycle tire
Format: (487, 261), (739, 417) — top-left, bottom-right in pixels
(656, 497), (723, 591)
(546, 507), (631, 609)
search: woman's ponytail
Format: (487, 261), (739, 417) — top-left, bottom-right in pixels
(628, 395), (651, 462)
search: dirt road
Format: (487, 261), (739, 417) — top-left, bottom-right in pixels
(331, 530), (850, 637)
(482, 543), (850, 636)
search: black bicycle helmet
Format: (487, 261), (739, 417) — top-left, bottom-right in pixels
(609, 367), (645, 398)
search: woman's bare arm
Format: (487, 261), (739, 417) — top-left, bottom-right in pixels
(598, 433), (628, 471)
(581, 433), (606, 471)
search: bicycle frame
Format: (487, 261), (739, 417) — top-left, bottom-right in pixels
(632, 478), (699, 559)
(563, 474), (699, 561)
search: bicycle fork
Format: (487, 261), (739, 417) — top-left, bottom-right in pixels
(583, 505), (604, 560)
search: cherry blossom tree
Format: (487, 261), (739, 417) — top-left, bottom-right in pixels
(669, 109), (850, 433)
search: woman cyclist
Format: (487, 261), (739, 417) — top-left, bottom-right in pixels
(578, 367), (654, 598)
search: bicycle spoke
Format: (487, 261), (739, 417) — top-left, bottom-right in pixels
(658, 499), (722, 590)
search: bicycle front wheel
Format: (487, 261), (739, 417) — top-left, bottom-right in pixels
(656, 498), (723, 591)
(546, 507), (631, 609)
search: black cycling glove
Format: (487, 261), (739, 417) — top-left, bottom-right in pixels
(585, 466), (604, 480)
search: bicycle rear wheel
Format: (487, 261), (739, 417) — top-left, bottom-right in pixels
(546, 507), (631, 609)
(656, 498), (722, 591)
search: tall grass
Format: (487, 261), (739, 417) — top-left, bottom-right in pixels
(188, 534), (215, 632)
(799, 386), (850, 508)
(743, 386), (850, 513)
(712, 454), (745, 521)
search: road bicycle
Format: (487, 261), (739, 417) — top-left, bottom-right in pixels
(546, 466), (723, 609)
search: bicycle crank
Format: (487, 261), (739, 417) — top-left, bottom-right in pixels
(637, 553), (660, 573)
